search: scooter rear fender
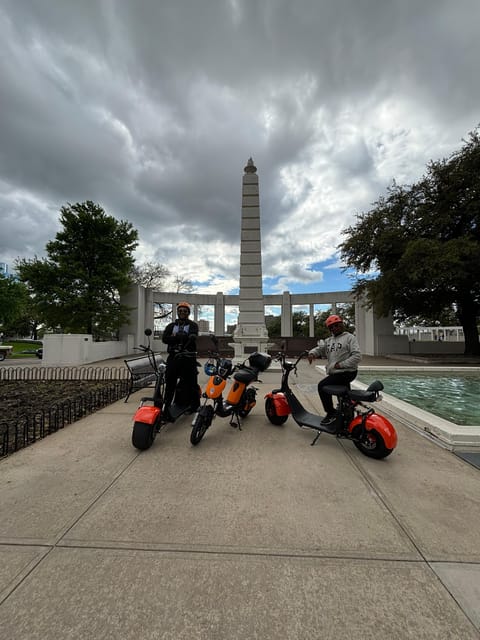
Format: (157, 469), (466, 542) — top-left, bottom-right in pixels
(264, 391), (291, 416)
(133, 406), (162, 425)
(349, 413), (398, 450)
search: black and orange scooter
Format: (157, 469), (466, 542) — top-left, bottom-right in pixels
(264, 351), (397, 459)
(190, 337), (271, 446)
(131, 329), (200, 451)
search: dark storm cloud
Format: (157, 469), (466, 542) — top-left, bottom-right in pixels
(1, 0), (479, 292)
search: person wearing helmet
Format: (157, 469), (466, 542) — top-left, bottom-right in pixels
(162, 302), (199, 417)
(307, 315), (361, 426)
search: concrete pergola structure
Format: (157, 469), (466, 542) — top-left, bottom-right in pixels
(119, 285), (402, 356)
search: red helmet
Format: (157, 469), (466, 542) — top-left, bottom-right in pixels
(177, 301), (191, 313)
(325, 314), (343, 328)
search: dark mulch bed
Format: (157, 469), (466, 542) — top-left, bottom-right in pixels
(0, 380), (116, 424)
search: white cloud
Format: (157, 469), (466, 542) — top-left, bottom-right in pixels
(0, 0), (478, 293)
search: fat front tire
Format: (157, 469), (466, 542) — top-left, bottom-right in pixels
(190, 413), (209, 446)
(0, 353), (5, 361)
(132, 421), (155, 451)
(265, 397), (288, 426)
(354, 429), (393, 459)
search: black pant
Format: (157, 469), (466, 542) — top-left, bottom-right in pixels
(164, 353), (199, 410)
(318, 370), (358, 415)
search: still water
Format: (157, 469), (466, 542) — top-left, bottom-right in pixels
(356, 371), (480, 426)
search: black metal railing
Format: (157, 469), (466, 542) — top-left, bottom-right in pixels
(0, 365), (129, 382)
(0, 368), (130, 458)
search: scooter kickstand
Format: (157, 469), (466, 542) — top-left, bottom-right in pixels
(311, 431), (322, 446)
(229, 414), (242, 430)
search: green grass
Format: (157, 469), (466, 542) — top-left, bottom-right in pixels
(1, 340), (42, 359)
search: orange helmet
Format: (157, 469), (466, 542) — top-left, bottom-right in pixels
(177, 301), (191, 313)
(325, 314), (343, 328)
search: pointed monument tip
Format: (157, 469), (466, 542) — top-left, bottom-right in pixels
(244, 157), (257, 174)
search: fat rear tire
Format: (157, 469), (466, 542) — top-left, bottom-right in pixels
(354, 429), (393, 459)
(132, 421), (155, 450)
(265, 397), (288, 426)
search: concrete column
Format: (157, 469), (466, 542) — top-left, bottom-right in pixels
(145, 287), (154, 331)
(230, 158), (270, 358)
(309, 303), (315, 337)
(281, 291), (292, 337)
(214, 292), (225, 336)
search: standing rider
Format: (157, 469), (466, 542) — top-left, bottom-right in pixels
(307, 315), (361, 426)
(162, 302), (199, 418)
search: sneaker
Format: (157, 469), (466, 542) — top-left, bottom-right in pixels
(320, 414), (336, 426)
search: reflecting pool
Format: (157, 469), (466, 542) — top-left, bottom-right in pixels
(356, 371), (480, 426)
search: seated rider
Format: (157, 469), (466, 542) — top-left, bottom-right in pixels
(307, 315), (361, 426)
(162, 301), (199, 417)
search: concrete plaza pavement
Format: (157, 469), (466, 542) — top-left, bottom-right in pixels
(0, 359), (479, 639)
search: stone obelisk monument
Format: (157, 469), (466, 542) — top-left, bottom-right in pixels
(230, 158), (269, 359)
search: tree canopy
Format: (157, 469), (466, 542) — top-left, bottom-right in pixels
(339, 129), (480, 355)
(0, 274), (29, 329)
(16, 201), (138, 339)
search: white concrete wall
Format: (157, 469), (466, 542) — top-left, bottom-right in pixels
(42, 334), (134, 366)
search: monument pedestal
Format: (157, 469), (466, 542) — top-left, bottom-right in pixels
(229, 324), (270, 360)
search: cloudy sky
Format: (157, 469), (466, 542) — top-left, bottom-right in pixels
(1, 0), (478, 297)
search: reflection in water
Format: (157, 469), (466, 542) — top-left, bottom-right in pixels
(356, 373), (480, 426)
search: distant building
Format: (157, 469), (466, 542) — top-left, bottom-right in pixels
(198, 319), (210, 334)
(0, 262), (9, 276)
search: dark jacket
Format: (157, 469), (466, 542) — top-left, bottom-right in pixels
(162, 319), (199, 355)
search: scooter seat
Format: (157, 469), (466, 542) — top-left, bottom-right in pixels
(234, 367), (258, 384)
(322, 385), (378, 403)
(348, 389), (378, 402)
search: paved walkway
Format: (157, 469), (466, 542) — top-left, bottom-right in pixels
(0, 360), (479, 639)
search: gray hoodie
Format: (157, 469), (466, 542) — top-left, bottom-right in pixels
(308, 331), (361, 375)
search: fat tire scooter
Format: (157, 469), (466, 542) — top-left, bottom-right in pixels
(130, 329), (200, 451)
(131, 329), (166, 451)
(264, 351), (397, 459)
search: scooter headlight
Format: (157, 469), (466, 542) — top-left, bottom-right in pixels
(204, 361), (217, 376)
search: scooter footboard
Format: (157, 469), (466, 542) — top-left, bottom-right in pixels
(349, 413), (397, 449)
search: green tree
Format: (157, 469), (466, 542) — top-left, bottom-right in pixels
(340, 129), (480, 355)
(0, 274), (29, 330)
(292, 310), (309, 336)
(266, 315), (281, 338)
(16, 201), (138, 339)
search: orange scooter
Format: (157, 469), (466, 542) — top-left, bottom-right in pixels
(265, 351), (397, 459)
(190, 337), (271, 445)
